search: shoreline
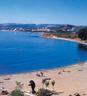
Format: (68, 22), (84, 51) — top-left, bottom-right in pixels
(1, 30), (87, 45)
(52, 36), (87, 45)
(42, 33), (87, 45)
(0, 61), (86, 76)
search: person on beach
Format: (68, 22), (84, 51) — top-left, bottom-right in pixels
(28, 80), (36, 94)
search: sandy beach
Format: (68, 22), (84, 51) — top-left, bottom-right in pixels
(0, 62), (87, 96)
(43, 33), (87, 46)
(52, 36), (87, 45)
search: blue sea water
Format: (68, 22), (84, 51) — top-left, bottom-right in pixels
(0, 31), (87, 74)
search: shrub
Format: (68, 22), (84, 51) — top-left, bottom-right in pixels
(36, 88), (52, 96)
(10, 89), (24, 96)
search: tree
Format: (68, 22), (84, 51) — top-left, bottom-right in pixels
(78, 27), (87, 40)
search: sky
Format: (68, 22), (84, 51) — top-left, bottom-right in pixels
(0, 0), (87, 25)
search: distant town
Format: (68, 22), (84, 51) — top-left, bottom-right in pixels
(0, 23), (86, 33)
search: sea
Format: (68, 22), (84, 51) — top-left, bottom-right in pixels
(0, 31), (87, 74)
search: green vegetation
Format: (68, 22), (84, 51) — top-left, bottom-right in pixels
(53, 32), (78, 39)
(15, 81), (22, 90)
(36, 88), (53, 96)
(78, 27), (87, 40)
(49, 29), (78, 39)
(10, 81), (24, 96)
(10, 90), (24, 96)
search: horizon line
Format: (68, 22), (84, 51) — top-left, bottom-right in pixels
(0, 23), (86, 26)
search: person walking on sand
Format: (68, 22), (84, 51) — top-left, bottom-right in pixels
(28, 80), (36, 94)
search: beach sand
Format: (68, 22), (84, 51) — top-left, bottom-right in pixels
(43, 33), (87, 46)
(0, 62), (87, 96)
